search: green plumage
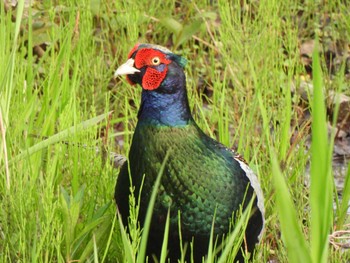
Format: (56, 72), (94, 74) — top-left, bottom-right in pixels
(116, 121), (260, 261)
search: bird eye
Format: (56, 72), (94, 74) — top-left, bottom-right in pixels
(151, 57), (161, 65)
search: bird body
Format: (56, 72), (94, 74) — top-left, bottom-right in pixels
(114, 44), (264, 262)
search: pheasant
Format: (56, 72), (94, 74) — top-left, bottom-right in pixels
(114, 43), (264, 262)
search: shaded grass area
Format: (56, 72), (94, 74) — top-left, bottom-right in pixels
(1, 0), (350, 262)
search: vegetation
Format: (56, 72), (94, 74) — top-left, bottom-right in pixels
(0, 0), (349, 262)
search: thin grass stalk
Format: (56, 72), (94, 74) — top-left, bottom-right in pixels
(0, 109), (9, 189)
(336, 163), (350, 229)
(216, 199), (253, 263)
(118, 212), (135, 262)
(2, 0), (24, 123)
(0, 0), (25, 190)
(101, 214), (117, 263)
(206, 209), (217, 263)
(93, 234), (99, 263)
(137, 151), (170, 263)
(159, 210), (171, 263)
(270, 149), (311, 263)
(9, 112), (112, 165)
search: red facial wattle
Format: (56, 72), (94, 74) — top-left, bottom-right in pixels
(142, 67), (167, 90)
(127, 47), (171, 90)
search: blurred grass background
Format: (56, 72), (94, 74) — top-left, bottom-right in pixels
(0, 0), (350, 262)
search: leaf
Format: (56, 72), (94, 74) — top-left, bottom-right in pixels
(90, 0), (101, 16)
(78, 215), (114, 262)
(91, 202), (112, 222)
(160, 17), (183, 35)
(176, 19), (203, 48)
(60, 186), (71, 208)
(60, 186), (82, 259)
(73, 184), (85, 205)
(196, 11), (217, 20)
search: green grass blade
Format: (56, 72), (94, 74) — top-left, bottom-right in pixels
(206, 210), (217, 263)
(0, 0), (24, 123)
(0, 0), (25, 190)
(336, 163), (350, 228)
(216, 200), (252, 263)
(9, 111), (112, 165)
(270, 150), (311, 263)
(118, 212), (135, 263)
(259, 89), (311, 263)
(0, 105), (10, 190)
(137, 151), (170, 263)
(159, 210), (170, 263)
(309, 39), (333, 263)
(101, 214), (117, 263)
(177, 212), (186, 263)
(280, 82), (292, 160)
(93, 234), (99, 263)
(77, 216), (114, 262)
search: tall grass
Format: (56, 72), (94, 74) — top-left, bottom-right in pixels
(0, 0), (25, 191)
(267, 41), (336, 263)
(0, 0), (349, 262)
(309, 40), (333, 263)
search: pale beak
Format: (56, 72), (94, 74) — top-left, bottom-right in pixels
(114, 58), (140, 77)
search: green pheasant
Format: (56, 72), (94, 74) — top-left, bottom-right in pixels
(114, 44), (264, 262)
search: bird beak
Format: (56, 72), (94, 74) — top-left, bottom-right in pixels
(114, 58), (140, 77)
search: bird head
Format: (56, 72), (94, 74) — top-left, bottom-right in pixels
(115, 44), (187, 91)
